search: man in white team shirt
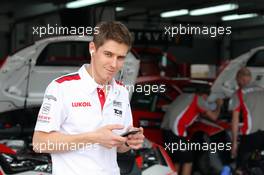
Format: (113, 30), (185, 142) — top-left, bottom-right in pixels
(229, 67), (264, 174)
(32, 21), (144, 175)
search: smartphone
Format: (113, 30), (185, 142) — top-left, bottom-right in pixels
(121, 129), (140, 137)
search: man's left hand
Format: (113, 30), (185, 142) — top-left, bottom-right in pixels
(126, 127), (144, 150)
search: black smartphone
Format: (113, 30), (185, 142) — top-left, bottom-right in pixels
(121, 129), (140, 137)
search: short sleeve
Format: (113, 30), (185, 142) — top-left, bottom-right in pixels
(34, 81), (66, 132)
(228, 93), (240, 112)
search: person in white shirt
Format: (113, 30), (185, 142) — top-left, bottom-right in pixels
(32, 21), (144, 175)
(229, 67), (264, 174)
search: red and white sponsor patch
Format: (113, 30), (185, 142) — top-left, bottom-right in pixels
(37, 115), (51, 123)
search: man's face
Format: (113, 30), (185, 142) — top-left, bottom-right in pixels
(90, 40), (128, 84)
(237, 75), (252, 88)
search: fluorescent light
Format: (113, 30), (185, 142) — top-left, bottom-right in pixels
(66, 0), (107, 9)
(116, 7), (125, 12)
(222, 13), (258, 21)
(160, 9), (189, 18)
(190, 3), (238, 16)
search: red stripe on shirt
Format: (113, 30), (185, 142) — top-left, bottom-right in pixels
(177, 95), (204, 136)
(97, 88), (106, 110)
(115, 80), (125, 87)
(237, 89), (249, 135)
(55, 74), (81, 83)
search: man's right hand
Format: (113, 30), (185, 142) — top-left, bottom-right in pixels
(94, 124), (127, 149)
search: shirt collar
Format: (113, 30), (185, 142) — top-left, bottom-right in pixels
(78, 64), (119, 94)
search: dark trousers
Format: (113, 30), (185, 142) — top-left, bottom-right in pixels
(237, 130), (264, 168)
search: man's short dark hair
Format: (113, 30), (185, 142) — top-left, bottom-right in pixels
(93, 21), (132, 50)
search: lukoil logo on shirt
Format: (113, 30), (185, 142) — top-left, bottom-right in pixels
(72, 101), (92, 107)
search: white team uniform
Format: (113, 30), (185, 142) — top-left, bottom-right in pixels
(35, 64), (133, 175)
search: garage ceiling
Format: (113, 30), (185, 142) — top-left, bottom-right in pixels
(116, 0), (264, 23)
(1, 0), (264, 23)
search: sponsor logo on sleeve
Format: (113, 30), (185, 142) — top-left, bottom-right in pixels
(44, 94), (57, 101)
(41, 103), (51, 115)
(37, 115), (51, 123)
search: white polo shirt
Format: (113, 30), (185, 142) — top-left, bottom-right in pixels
(34, 64), (133, 175)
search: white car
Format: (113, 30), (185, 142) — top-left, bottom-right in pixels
(211, 46), (264, 98)
(0, 36), (139, 114)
